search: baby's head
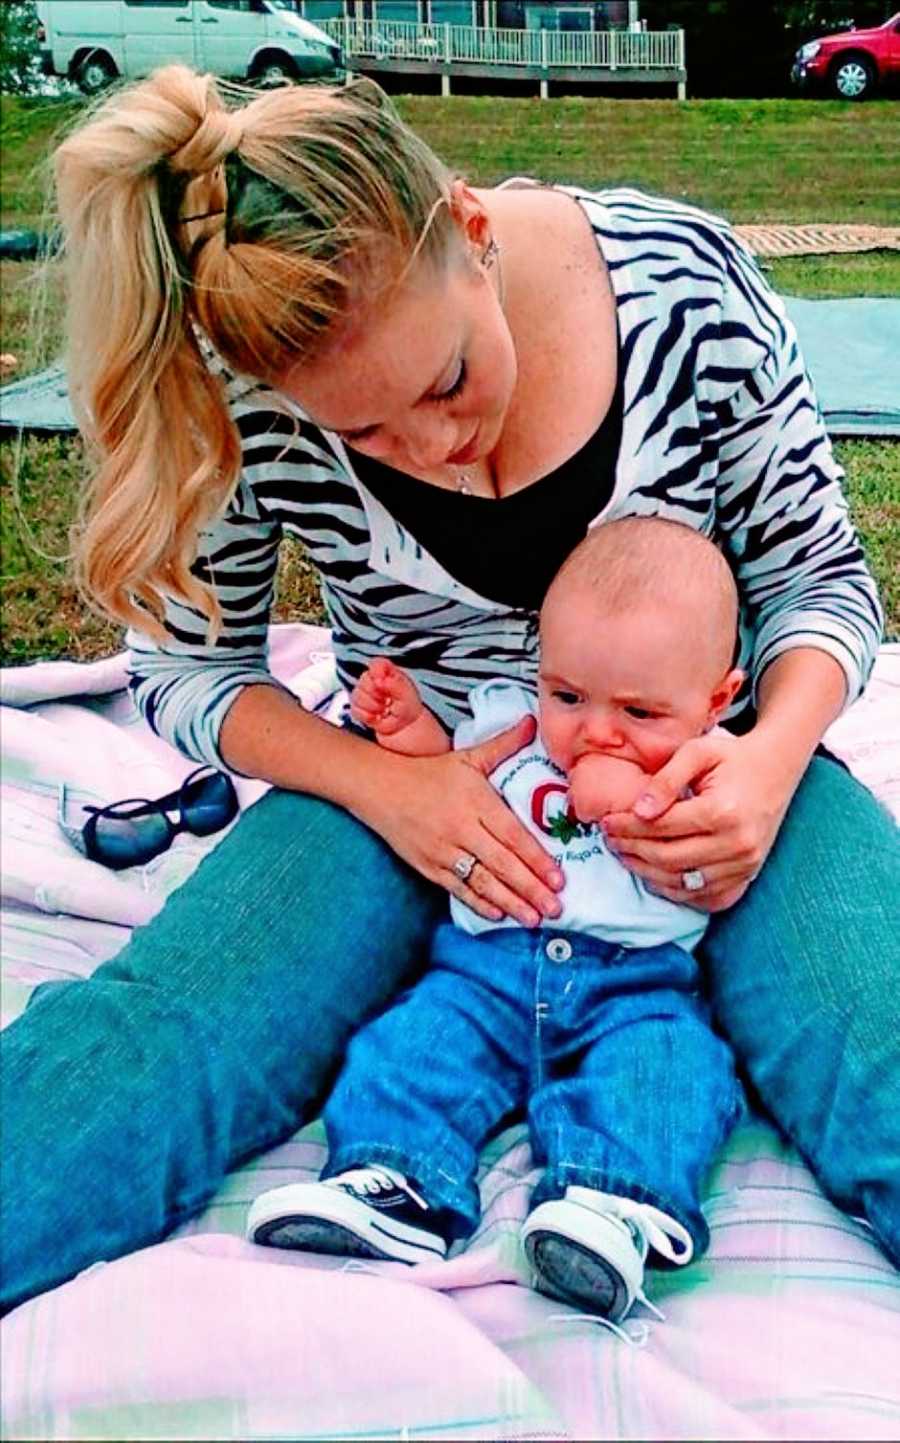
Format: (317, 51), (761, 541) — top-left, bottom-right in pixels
(538, 517), (743, 778)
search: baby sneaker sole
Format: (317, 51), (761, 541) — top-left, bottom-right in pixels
(522, 1197), (645, 1321)
(247, 1179), (448, 1264)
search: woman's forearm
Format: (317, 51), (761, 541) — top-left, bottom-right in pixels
(751, 648), (848, 788)
(219, 683), (384, 810)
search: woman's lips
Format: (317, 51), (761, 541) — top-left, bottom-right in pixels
(446, 429), (480, 467)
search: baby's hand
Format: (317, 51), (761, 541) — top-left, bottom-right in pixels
(350, 658), (425, 739)
(569, 753), (649, 823)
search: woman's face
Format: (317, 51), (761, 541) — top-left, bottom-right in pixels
(276, 248), (517, 477)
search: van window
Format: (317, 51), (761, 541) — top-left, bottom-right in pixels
(124, 1), (190, 7)
(207, 1), (261, 10)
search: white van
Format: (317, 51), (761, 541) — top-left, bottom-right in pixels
(36, 0), (344, 94)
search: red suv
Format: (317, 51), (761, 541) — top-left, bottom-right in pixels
(792, 10), (900, 98)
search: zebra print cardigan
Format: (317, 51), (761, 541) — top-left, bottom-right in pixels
(128, 187), (883, 767)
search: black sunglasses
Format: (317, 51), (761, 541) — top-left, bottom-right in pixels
(57, 766), (239, 871)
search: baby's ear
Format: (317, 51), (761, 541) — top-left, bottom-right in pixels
(708, 667), (745, 725)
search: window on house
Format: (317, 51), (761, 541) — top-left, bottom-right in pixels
(558, 6), (592, 30)
(302, 3), (347, 21)
(375, 2), (422, 20)
(429, 2), (478, 25)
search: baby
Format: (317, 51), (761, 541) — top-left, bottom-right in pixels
(247, 517), (745, 1324)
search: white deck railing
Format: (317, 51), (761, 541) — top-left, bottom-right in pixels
(323, 19), (685, 71)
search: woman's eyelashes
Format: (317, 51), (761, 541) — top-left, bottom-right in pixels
(336, 359), (468, 445)
(434, 359), (467, 405)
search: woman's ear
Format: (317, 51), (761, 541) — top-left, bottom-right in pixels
(707, 667), (745, 726)
(448, 178), (491, 254)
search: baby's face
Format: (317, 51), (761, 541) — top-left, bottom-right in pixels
(538, 592), (731, 778)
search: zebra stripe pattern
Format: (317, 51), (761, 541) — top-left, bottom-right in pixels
(127, 188), (883, 766)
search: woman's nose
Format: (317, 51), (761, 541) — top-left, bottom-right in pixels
(400, 412), (457, 470)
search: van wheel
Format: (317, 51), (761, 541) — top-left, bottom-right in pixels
(250, 53), (299, 88)
(829, 52), (876, 99)
(74, 52), (118, 96)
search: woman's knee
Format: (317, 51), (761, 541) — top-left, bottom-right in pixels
(702, 756), (900, 1237)
(173, 785), (440, 949)
(83, 788), (444, 1118)
(104, 787), (442, 1018)
(705, 757), (899, 1024)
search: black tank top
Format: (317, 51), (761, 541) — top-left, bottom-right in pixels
(349, 374), (623, 612)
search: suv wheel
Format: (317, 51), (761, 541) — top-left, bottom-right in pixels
(830, 53), (876, 99)
(250, 52), (299, 88)
(74, 51), (118, 95)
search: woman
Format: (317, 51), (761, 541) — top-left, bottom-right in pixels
(2, 68), (896, 1315)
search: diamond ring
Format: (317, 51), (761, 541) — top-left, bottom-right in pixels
(682, 868), (706, 893)
(452, 852), (478, 883)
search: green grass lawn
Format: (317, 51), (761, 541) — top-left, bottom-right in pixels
(0, 96), (83, 230)
(402, 95), (900, 227)
(2, 92), (898, 662)
(5, 92), (900, 228)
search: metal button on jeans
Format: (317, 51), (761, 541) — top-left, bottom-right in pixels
(546, 937), (573, 963)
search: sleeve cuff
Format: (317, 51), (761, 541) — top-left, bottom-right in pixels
(751, 624), (872, 715)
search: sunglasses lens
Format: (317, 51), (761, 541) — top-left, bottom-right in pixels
(181, 771), (238, 836)
(90, 812), (172, 870)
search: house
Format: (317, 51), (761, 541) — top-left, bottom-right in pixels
(297, 4), (642, 32)
(294, 1), (684, 97)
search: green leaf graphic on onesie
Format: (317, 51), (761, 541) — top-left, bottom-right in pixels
(548, 813), (592, 845)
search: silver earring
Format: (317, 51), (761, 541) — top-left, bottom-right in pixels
(482, 237), (499, 270)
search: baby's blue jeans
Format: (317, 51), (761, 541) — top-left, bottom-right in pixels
(324, 924), (742, 1249)
(1, 755), (898, 1313)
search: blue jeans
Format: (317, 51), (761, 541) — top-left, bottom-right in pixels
(324, 924), (741, 1249)
(0, 793), (443, 1314)
(1, 756), (898, 1314)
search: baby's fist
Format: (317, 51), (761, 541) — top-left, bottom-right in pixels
(569, 753), (648, 822)
(350, 658), (423, 738)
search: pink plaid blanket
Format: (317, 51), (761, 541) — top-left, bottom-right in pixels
(2, 626), (898, 1441)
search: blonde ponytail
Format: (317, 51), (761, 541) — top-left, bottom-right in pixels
(55, 68), (456, 636)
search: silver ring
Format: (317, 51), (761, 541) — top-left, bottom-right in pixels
(682, 868), (706, 893)
(452, 852), (478, 883)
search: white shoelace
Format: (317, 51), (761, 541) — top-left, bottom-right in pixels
(551, 1187), (695, 1331)
(332, 1165), (429, 1211)
(565, 1187), (695, 1265)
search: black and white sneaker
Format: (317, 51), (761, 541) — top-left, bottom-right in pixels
(522, 1187), (693, 1322)
(246, 1165), (451, 1264)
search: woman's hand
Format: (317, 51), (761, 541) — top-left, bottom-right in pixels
(601, 730), (801, 912)
(354, 715), (565, 927)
